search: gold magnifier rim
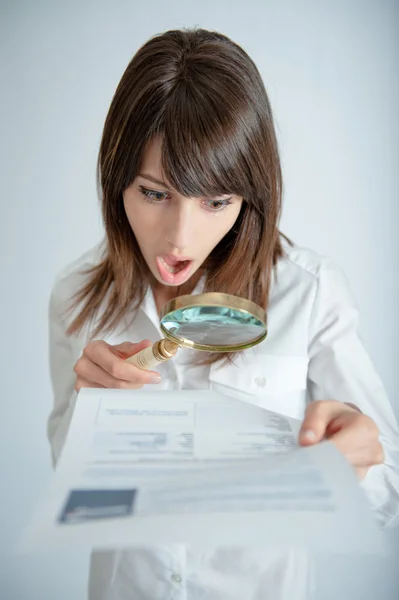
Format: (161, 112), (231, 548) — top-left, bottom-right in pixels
(159, 292), (267, 352)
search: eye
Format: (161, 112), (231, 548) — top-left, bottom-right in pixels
(139, 186), (170, 202)
(203, 198), (233, 212)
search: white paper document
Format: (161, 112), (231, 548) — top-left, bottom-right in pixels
(18, 389), (384, 554)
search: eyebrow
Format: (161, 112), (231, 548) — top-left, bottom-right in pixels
(137, 173), (171, 190)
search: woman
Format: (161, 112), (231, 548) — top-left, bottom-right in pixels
(48, 28), (399, 600)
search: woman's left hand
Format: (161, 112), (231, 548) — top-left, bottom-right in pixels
(298, 400), (385, 479)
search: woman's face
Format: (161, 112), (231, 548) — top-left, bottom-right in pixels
(123, 138), (243, 288)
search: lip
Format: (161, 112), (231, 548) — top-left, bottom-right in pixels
(156, 255), (194, 285)
(160, 254), (194, 265)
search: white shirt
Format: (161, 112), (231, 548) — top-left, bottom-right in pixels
(47, 241), (399, 600)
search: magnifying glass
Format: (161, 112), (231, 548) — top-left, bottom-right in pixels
(126, 292), (267, 371)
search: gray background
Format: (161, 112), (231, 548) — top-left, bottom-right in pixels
(1, 0), (398, 598)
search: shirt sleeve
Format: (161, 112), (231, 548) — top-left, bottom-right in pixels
(47, 284), (79, 468)
(307, 259), (399, 528)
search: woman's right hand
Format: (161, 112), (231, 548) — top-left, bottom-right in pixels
(74, 340), (161, 392)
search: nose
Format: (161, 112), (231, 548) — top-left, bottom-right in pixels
(165, 199), (195, 251)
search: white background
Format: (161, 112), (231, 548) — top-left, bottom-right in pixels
(1, 0), (398, 598)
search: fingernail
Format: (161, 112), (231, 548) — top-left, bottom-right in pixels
(301, 429), (317, 441)
(149, 374), (161, 384)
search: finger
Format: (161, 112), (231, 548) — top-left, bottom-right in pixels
(75, 377), (105, 392)
(298, 400), (355, 445)
(112, 340), (153, 359)
(85, 341), (161, 385)
(356, 466), (370, 480)
(75, 355), (147, 389)
(327, 414), (384, 467)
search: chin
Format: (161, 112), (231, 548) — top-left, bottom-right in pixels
(151, 269), (180, 287)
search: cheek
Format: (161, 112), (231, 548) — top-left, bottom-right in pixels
(203, 206), (241, 243)
(124, 198), (157, 237)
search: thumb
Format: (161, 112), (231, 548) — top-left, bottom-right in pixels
(111, 339), (153, 359)
(298, 400), (352, 446)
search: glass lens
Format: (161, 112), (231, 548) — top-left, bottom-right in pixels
(160, 305), (266, 347)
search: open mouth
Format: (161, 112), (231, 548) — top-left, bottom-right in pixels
(160, 257), (190, 273)
(156, 256), (193, 284)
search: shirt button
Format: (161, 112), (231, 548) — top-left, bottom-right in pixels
(254, 376), (266, 388)
(171, 573), (182, 583)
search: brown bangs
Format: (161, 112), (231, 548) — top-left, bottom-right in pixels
(159, 84), (256, 202)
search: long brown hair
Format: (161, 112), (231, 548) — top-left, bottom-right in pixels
(67, 28), (288, 364)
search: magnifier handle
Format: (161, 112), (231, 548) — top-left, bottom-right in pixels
(125, 339), (179, 371)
